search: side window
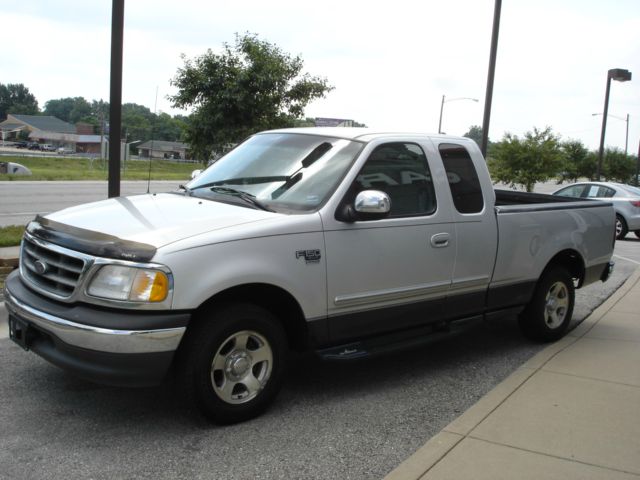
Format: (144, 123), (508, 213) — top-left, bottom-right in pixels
(439, 143), (484, 214)
(556, 184), (587, 198)
(353, 142), (436, 217)
(586, 185), (614, 198)
(592, 186), (615, 198)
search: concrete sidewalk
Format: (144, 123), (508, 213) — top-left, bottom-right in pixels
(386, 269), (640, 480)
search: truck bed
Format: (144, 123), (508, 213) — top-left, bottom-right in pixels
(495, 189), (577, 206)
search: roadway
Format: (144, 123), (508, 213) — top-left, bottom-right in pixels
(0, 181), (182, 226)
(0, 179), (571, 228)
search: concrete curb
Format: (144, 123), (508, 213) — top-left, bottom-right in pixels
(0, 245), (19, 267)
(384, 267), (640, 480)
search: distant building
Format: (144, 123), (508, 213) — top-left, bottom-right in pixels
(137, 140), (188, 160)
(0, 114), (101, 153)
(314, 117), (355, 127)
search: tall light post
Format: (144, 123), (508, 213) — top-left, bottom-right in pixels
(438, 95), (479, 134)
(596, 68), (631, 180)
(592, 112), (629, 154)
(481, 0), (502, 158)
(108, 0), (125, 198)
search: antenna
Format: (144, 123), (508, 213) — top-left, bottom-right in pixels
(146, 86), (159, 194)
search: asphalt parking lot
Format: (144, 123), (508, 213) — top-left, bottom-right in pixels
(0, 238), (638, 480)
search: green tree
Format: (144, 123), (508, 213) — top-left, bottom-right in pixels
(559, 140), (592, 183)
(0, 83), (39, 119)
(488, 127), (563, 192)
(293, 117), (316, 127)
(43, 97), (92, 123)
(170, 33), (333, 161)
(603, 148), (635, 183)
(463, 125), (484, 148)
(154, 112), (186, 141)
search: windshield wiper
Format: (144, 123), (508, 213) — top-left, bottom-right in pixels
(210, 186), (275, 212)
(189, 176), (288, 192)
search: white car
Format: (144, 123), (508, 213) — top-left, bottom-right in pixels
(0, 161), (32, 176)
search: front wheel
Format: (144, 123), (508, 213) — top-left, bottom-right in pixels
(176, 303), (287, 424)
(519, 267), (575, 342)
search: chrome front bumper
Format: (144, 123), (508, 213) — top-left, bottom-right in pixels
(4, 287), (185, 355)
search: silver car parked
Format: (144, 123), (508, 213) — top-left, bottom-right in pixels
(553, 181), (640, 239)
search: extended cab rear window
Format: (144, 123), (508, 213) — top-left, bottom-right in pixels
(439, 143), (484, 214)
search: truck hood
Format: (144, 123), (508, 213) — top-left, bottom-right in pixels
(33, 193), (275, 254)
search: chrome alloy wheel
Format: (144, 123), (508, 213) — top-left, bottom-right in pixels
(210, 330), (273, 404)
(544, 282), (569, 329)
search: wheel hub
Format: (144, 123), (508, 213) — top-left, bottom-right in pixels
(225, 351), (251, 380)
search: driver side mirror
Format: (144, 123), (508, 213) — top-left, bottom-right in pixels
(336, 190), (391, 222)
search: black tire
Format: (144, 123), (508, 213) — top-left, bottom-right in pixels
(519, 267), (575, 342)
(615, 214), (628, 240)
(176, 303), (287, 424)
(635, 230), (640, 239)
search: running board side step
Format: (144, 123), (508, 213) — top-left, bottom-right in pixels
(316, 315), (483, 361)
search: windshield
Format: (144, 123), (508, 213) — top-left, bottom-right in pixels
(186, 132), (363, 212)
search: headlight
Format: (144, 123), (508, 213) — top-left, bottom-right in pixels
(87, 265), (170, 302)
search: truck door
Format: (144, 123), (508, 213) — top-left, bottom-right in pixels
(437, 142), (498, 318)
(322, 141), (456, 343)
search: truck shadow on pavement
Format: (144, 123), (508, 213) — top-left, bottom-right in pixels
(0, 313), (542, 431)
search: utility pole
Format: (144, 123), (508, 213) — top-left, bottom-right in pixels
(108, 0), (124, 198)
(481, 0), (502, 159)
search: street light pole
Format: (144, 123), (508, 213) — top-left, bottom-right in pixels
(481, 0), (502, 158)
(596, 68), (632, 180)
(625, 113), (629, 155)
(592, 112), (630, 155)
(438, 95), (445, 134)
(108, 0), (124, 198)
(636, 138), (640, 187)
(438, 96), (479, 135)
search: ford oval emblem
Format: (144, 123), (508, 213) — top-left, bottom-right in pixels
(34, 260), (48, 275)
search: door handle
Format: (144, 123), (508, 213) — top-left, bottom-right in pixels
(430, 233), (450, 248)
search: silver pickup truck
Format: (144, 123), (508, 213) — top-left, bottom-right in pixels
(4, 128), (615, 423)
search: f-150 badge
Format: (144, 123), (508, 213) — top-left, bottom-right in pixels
(296, 249), (321, 264)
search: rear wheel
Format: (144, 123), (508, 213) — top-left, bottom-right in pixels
(176, 303), (287, 424)
(634, 230), (640, 239)
(615, 214), (628, 240)
(519, 267), (575, 342)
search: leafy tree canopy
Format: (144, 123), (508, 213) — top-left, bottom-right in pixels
(43, 97), (92, 124)
(603, 148), (636, 183)
(559, 140), (592, 183)
(170, 33), (333, 161)
(0, 83), (39, 119)
(463, 125), (484, 148)
(488, 126), (563, 192)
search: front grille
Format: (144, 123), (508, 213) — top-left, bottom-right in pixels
(21, 236), (87, 298)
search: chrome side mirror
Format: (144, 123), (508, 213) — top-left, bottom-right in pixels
(354, 190), (391, 214)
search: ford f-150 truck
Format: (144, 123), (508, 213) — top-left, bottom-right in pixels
(4, 128), (615, 423)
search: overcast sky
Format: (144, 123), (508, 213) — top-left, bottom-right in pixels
(2, 0), (639, 151)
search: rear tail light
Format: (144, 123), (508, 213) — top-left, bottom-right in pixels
(630, 200), (640, 207)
